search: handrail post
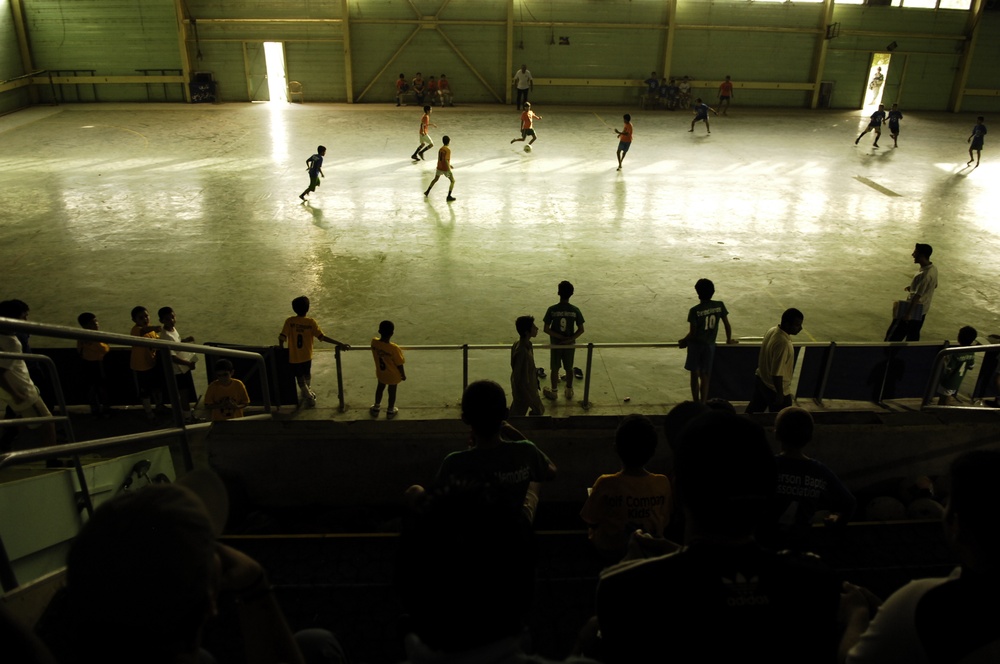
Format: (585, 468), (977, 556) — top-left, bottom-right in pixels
(0, 535), (17, 592)
(335, 346), (346, 412)
(582, 343), (594, 410)
(462, 345), (469, 391)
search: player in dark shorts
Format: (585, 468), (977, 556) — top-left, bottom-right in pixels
(968, 116), (987, 167)
(887, 104), (903, 148)
(855, 104), (886, 148)
(689, 98), (718, 134)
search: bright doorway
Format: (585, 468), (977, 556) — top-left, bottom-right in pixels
(264, 42), (288, 103)
(862, 53), (892, 113)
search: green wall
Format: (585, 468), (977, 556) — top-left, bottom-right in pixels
(1, 0), (30, 114)
(0, 0), (997, 112)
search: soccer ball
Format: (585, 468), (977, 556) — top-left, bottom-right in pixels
(524, 145), (532, 152)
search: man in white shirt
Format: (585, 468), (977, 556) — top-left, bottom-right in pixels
(513, 64), (533, 109)
(885, 243), (938, 342)
(746, 308), (804, 413)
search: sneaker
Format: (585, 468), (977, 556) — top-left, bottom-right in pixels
(419, 151), (425, 160)
(536, 368), (546, 379)
(573, 367), (584, 380)
(304, 395), (317, 408)
(565, 388), (575, 400)
(411, 153), (419, 161)
(370, 404), (381, 417)
(446, 195), (456, 202)
(543, 387), (557, 401)
(387, 408), (399, 420)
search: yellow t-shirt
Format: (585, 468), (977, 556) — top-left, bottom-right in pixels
(371, 338), (405, 385)
(205, 378), (249, 420)
(436, 145), (451, 172)
(130, 325), (158, 371)
(580, 471), (673, 554)
(78, 340), (110, 362)
(280, 316), (324, 364)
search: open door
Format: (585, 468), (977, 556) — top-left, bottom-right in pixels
(862, 53), (892, 113)
(243, 42), (269, 102)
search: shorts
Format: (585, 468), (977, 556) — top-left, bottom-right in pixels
(308, 175), (321, 189)
(436, 168), (454, 182)
(720, 95), (731, 101)
(618, 141), (631, 153)
(869, 123), (882, 131)
(889, 123), (900, 134)
(420, 134), (433, 146)
(694, 113), (708, 121)
(971, 138), (984, 151)
(174, 371), (195, 393)
(290, 360), (313, 378)
(684, 342), (716, 373)
(80, 359), (106, 386)
(549, 346), (576, 375)
(521, 129), (536, 139)
(135, 367), (164, 395)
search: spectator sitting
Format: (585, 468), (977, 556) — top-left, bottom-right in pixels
(395, 73), (410, 106)
(396, 480), (599, 663)
(426, 75), (439, 105)
(433, 380), (557, 522)
(761, 406), (856, 551)
(580, 414), (672, 561)
(411, 72), (427, 104)
(596, 411), (851, 663)
(437, 73), (453, 106)
(937, 325), (977, 405)
(843, 450), (1000, 663)
(59, 473), (329, 664)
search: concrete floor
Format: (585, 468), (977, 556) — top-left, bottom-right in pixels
(1, 102), (997, 419)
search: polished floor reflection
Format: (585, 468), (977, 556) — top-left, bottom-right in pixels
(1, 102), (996, 415)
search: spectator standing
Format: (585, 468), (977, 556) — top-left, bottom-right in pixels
(129, 305), (164, 419)
(509, 315), (544, 417)
(158, 306), (198, 421)
(513, 64), (533, 109)
(885, 243), (938, 342)
(746, 308), (803, 413)
(76, 312), (110, 417)
(0, 300), (57, 448)
(203, 358), (250, 420)
(678, 278), (737, 403)
(278, 295), (350, 408)
(370, 320), (406, 419)
(542, 280), (586, 401)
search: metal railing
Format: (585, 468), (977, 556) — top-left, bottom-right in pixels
(0, 317), (275, 592)
(922, 343), (999, 409)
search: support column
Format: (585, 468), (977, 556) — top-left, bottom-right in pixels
(950, 0), (984, 113)
(342, 0), (354, 103)
(809, 0), (835, 109)
(662, 0), (676, 79)
(174, 0), (192, 102)
(506, 0), (514, 105)
(10, 0), (38, 103)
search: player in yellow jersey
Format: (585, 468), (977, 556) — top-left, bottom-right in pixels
(370, 320), (406, 419)
(423, 135), (455, 202)
(278, 296), (350, 408)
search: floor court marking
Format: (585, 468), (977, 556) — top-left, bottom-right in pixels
(854, 175), (901, 197)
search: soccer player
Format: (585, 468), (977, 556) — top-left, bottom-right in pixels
(888, 103), (903, 148)
(718, 75), (734, 115)
(855, 104), (886, 148)
(968, 116), (986, 167)
(615, 113), (633, 171)
(424, 135), (456, 202)
(411, 106), (437, 162)
(299, 146), (325, 201)
(510, 102), (542, 147)
(689, 98), (718, 134)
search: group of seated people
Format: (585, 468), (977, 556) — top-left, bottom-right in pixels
(395, 72), (453, 107)
(642, 72), (692, 111)
(5, 379), (997, 663)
